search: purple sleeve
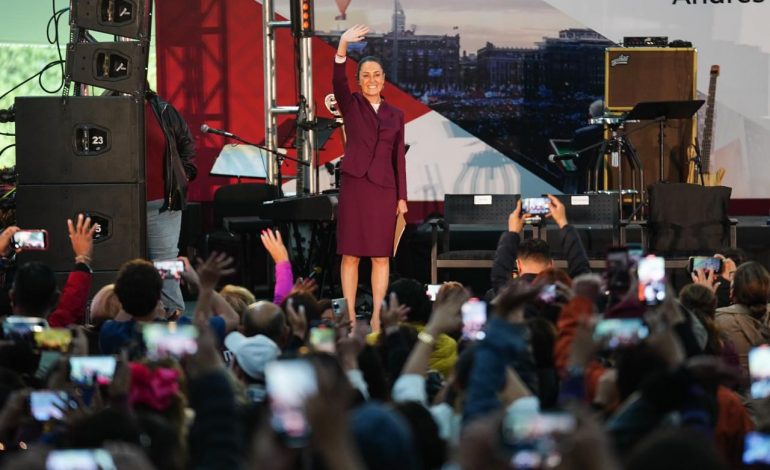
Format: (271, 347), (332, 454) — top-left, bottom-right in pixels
(333, 60), (354, 117)
(273, 260), (294, 305)
(394, 112), (407, 201)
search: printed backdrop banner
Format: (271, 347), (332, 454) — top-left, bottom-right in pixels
(155, 0), (769, 218)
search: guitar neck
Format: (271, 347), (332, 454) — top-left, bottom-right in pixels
(701, 67), (719, 171)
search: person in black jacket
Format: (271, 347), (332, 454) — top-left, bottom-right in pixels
(490, 195), (590, 292)
(144, 88), (197, 315)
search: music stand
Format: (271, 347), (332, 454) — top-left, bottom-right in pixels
(210, 144), (270, 180)
(626, 100), (705, 182)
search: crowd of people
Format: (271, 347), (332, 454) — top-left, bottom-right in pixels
(0, 196), (768, 470)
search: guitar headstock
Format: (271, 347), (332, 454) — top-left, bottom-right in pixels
(710, 64), (720, 76)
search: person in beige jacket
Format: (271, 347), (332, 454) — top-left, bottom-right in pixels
(714, 261), (770, 389)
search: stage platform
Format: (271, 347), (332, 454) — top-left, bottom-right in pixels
(395, 216), (770, 297)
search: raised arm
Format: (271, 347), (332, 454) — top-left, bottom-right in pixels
(333, 24), (370, 114)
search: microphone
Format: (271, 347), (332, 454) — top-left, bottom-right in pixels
(200, 123), (236, 138)
(548, 153), (577, 163)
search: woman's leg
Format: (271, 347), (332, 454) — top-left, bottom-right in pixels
(370, 256), (390, 333)
(341, 254), (360, 324)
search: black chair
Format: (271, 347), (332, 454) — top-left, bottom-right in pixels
(429, 194), (540, 284)
(545, 193), (623, 270)
(204, 183), (281, 293)
(642, 183), (737, 269)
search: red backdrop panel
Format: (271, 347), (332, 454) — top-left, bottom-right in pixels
(155, 0), (430, 202)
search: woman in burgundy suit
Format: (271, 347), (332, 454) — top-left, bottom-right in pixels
(334, 24), (408, 332)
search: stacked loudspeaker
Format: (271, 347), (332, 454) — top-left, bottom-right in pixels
(15, 0), (152, 290)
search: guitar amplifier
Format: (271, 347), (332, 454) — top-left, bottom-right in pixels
(605, 47), (696, 111)
(604, 48), (697, 184)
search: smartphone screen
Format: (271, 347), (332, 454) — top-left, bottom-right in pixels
(593, 318), (649, 350)
(537, 284), (558, 304)
(34, 328), (72, 352)
(637, 255), (666, 305)
(744, 432), (770, 465)
(69, 355), (117, 386)
(502, 411), (576, 468)
(2, 316), (47, 342)
(309, 327), (336, 354)
(12, 230), (48, 250)
(265, 359), (318, 447)
(426, 284), (441, 301)
(750, 346), (770, 399)
(688, 256), (722, 274)
(153, 260), (185, 281)
(522, 197), (550, 215)
(142, 323), (198, 360)
(46, 449), (115, 470)
(30, 390), (70, 422)
(461, 299), (487, 341)
(331, 297), (347, 320)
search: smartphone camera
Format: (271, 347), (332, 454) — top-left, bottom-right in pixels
(265, 359), (318, 447)
(637, 255), (666, 305)
(33, 328), (73, 352)
(309, 326), (336, 354)
(69, 355), (117, 387)
(330, 297), (346, 320)
(688, 256), (722, 274)
(593, 318), (649, 350)
(522, 197), (550, 215)
(2, 316), (47, 343)
(750, 346), (770, 399)
(12, 229), (48, 251)
(502, 411), (576, 469)
(141, 323), (198, 360)
(46, 449), (115, 470)
(153, 260), (185, 281)
(537, 284), (558, 304)
(461, 299), (487, 341)
(744, 432), (770, 465)
(30, 390), (71, 422)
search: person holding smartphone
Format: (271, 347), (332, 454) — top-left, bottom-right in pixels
(334, 24), (408, 332)
(490, 195), (589, 292)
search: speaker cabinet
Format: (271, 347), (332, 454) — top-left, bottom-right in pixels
(15, 96), (144, 185)
(16, 184), (146, 272)
(604, 48), (697, 184)
(71, 0), (152, 40)
(66, 41), (149, 96)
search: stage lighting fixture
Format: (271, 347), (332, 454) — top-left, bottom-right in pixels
(290, 0), (314, 37)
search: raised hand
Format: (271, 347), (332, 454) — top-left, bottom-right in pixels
(286, 297), (308, 340)
(546, 194), (568, 229)
(260, 228), (289, 263)
(691, 267), (721, 292)
(426, 287), (468, 336)
(341, 24), (370, 44)
(0, 226), (20, 256)
(380, 292), (410, 332)
(195, 252), (236, 292)
(67, 213), (97, 264)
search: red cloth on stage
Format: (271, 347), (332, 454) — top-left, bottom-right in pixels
(332, 60), (407, 257)
(145, 101), (166, 201)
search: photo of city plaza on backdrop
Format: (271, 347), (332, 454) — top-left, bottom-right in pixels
(316, 0), (614, 190)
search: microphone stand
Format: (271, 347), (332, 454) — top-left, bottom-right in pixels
(215, 131), (309, 192)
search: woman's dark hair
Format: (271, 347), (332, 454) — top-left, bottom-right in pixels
(679, 283), (721, 354)
(356, 56), (384, 80)
(731, 261), (770, 318)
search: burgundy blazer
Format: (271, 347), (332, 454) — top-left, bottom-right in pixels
(333, 61), (407, 200)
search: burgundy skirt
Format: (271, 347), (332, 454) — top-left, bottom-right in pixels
(336, 172), (397, 257)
